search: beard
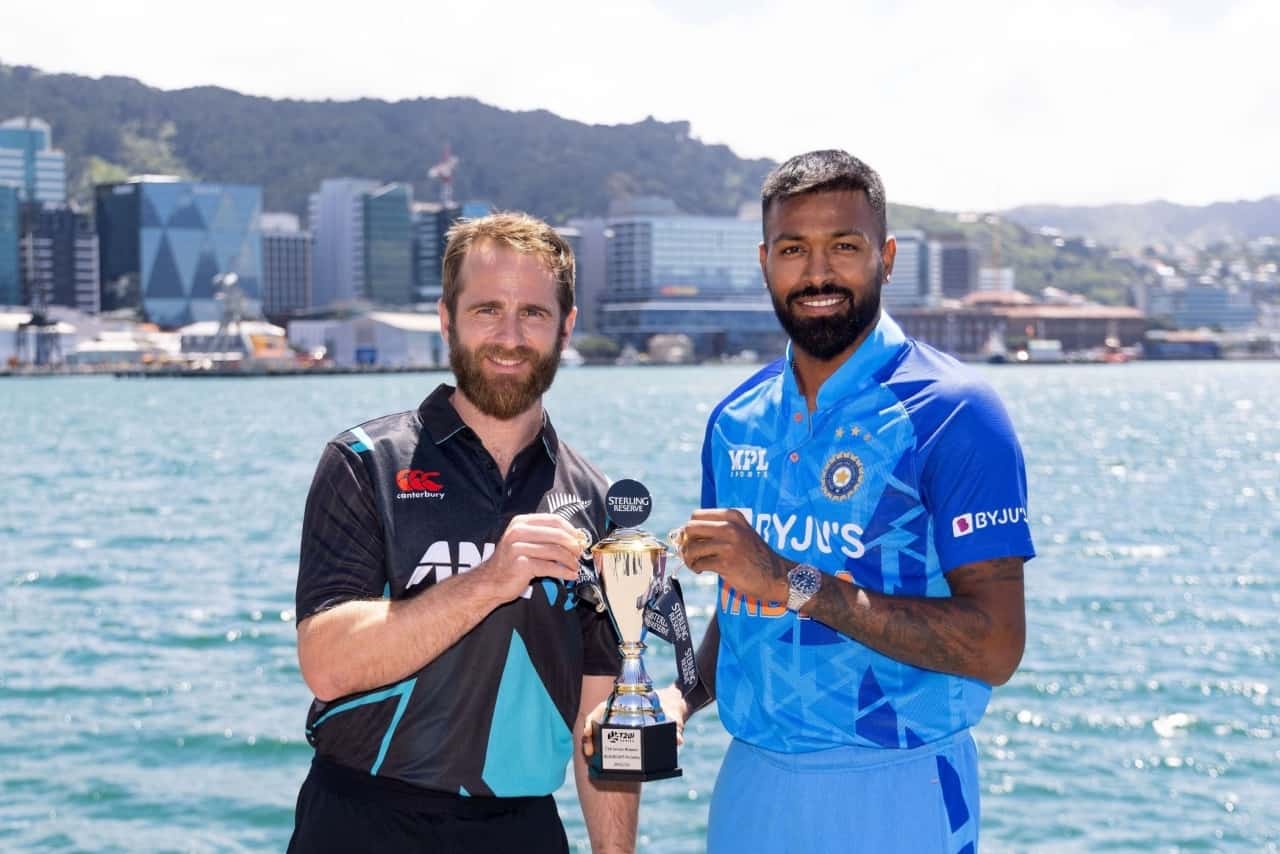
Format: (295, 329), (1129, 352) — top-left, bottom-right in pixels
(448, 328), (564, 420)
(769, 261), (885, 361)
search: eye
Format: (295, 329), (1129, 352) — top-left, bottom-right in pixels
(778, 245), (803, 256)
(834, 242), (859, 252)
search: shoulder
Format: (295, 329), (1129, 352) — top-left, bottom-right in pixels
(551, 437), (611, 501)
(879, 340), (1015, 444)
(708, 357), (786, 436)
(329, 408), (423, 453)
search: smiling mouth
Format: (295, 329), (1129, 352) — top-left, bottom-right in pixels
(487, 355), (526, 368)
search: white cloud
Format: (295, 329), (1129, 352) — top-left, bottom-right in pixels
(2, 0), (1277, 210)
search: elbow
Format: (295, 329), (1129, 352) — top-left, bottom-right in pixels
(983, 628), (1025, 687)
(297, 622), (344, 702)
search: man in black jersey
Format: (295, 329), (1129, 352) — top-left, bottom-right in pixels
(289, 213), (638, 853)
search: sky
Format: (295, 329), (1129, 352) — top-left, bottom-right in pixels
(2, 0), (1278, 212)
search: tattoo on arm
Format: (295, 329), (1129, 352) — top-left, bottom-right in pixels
(806, 557), (1025, 685)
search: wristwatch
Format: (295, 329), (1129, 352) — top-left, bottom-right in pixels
(786, 563), (822, 612)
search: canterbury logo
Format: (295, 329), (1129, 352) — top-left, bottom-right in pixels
(544, 491), (591, 520)
(396, 469), (442, 493)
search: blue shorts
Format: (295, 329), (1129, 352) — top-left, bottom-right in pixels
(707, 731), (980, 854)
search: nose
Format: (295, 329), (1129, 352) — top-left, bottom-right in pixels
(492, 309), (524, 348)
(802, 246), (832, 285)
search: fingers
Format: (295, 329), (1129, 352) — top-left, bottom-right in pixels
(509, 514), (584, 554)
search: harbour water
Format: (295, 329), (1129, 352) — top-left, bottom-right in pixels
(2, 361), (1278, 852)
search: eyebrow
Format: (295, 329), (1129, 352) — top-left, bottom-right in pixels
(465, 299), (553, 313)
(771, 228), (871, 246)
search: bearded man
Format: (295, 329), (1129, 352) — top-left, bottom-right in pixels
(290, 213), (637, 854)
(619, 150), (1035, 852)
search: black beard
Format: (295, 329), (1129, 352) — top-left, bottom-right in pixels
(448, 329), (563, 420)
(769, 264), (884, 361)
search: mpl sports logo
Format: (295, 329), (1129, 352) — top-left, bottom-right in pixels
(395, 469), (446, 500)
(727, 445), (768, 478)
(952, 507), (1029, 538)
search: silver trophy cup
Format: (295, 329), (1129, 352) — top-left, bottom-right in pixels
(588, 528), (682, 781)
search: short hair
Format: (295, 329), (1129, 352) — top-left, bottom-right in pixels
(760, 150), (888, 243)
(441, 211), (575, 319)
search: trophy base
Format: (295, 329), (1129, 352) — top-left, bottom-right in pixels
(589, 720), (682, 782)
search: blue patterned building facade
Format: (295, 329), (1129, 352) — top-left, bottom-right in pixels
(96, 179), (262, 326)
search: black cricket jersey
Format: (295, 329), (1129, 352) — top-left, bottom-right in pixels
(296, 384), (619, 797)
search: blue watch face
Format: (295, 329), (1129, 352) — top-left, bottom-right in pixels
(791, 566), (820, 595)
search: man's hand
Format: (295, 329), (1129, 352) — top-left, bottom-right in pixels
(678, 509), (794, 605)
(581, 684), (687, 760)
(476, 513), (583, 603)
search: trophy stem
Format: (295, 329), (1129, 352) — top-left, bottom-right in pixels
(606, 641), (666, 726)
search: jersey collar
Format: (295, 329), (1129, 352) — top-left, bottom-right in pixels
(418, 383), (559, 462)
(781, 310), (908, 413)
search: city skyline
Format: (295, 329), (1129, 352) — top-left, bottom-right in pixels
(2, 0), (1278, 213)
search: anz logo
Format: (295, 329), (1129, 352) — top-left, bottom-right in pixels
(406, 541), (534, 600)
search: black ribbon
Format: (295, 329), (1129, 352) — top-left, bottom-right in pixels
(641, 576), (710, 709)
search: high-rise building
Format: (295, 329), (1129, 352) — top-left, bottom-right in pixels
(565, 217), (606, 332)
(0, 117), (67, 203)
(95, 177), (262, 326)
(19, 203), (100, 313)
(928, 234), (980, 300)
(600, 206), (784, 358)
(0, 185), (19, 305)
(412, 200), (493, 304)
(883, 228), (929, 310)
(308, 178), (379, 308)
(261, 212), (312, 318)
(363, 184), (414, 306)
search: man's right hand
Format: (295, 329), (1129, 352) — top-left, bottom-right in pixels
(581, 684), (687, 760)
(477, 513), (584, 603)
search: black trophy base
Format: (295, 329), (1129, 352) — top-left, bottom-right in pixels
(589, 720), (682, 782)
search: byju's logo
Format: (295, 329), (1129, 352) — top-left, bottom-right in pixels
(727, 445), (769, 478)
(952, 507), (1027, 538)
(396, 469), (444, 500)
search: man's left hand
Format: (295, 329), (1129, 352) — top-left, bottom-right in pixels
(678, 509), (793, 604)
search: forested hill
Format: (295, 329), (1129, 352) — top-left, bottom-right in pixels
(0, 62), (775, 221)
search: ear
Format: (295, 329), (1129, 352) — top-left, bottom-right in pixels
(437, 298), (451, 339)
(880, 235), (897, 280)
(560, 306), (578, 347)
(758, 241), (768, 282)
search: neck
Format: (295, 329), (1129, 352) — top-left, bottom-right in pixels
(449, 388), (544, 476)
(790, 311), (880, 411)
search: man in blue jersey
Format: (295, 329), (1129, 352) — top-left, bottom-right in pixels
(638, 151), (1033, 852)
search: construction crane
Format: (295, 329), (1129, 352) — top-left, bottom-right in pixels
(427, 145), (460, 207)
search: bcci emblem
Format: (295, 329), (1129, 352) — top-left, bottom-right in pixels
(821, 452), (864, 500)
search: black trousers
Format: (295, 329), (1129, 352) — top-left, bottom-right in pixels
(288, 759), (570, 854)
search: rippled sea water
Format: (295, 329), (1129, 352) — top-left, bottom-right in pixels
(2, 362), (1277, 852)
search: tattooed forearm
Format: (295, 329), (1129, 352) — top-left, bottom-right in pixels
(805, 557), (1025, 685)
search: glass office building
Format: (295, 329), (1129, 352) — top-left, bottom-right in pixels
(0, 117), (67, 204)
(96, 178), (262, 326)
(363, 184), (414, 306)
(0, 185), (19, 305)
(601, 214), (784, 358)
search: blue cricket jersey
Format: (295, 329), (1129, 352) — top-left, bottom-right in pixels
(702, 312), (1035, 753)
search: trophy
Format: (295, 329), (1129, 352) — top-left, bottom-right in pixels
(588, 479), (683, 781)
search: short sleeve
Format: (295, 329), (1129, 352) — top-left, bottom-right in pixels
(920, 381), (1036, 572)
(580, 607), (622, 676)
(296, 442), (387, 622)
